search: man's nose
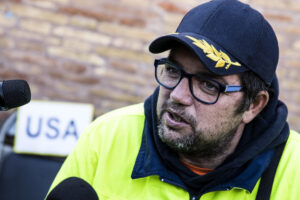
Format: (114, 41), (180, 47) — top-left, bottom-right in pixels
(170, 78), (193, 105)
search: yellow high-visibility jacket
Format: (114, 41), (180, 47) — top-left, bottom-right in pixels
(48, 103), (300, 200)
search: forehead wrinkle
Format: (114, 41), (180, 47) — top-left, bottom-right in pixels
(168, 47), (241, 86)
(168, 49), (231, 85)
(168, 48), (240, 85)
(168, 49), (209, 73)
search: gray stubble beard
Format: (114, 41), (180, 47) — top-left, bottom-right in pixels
(157, 103), (242, 159)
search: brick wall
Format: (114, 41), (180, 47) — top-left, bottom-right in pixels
(0, 0), (299, 131)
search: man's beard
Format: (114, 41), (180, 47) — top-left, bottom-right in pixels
(157, 101), (243, 159)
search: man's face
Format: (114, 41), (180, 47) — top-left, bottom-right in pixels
(156, 46), (245, 158)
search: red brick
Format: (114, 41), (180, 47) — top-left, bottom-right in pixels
(0, 66), (28, 80)
(158, 2), (187, 14)
(110, 61), (138, 73)
(101, 3), (158, 19)
(60, 61), (87, 74)
(1, 0), (21, 3)
(58, 6), (115, 22)
(263, 12), (292, 22)
(48, 70), (100, 85)
(10, 4), (68, 25)
(90, 87), (143, 103)
(286, 60), (300, 68)
(3, 51), (57, 67)
(16, 41), (45, 53)
(119, 17), (145, 28)
(31, 76), (50, 87)
(60, 6), (146, 27)
(101, 3), (132, 14)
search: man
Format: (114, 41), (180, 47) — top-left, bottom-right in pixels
(48, 0), (300, 199)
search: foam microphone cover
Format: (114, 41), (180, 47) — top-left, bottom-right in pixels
(46, 177), (99, 200)
(2, 80), (31, 109)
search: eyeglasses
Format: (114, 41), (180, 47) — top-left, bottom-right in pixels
(154, 58), (243, 104)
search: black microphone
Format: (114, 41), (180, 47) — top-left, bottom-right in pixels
(0, 80), (31, 111)
(46, 177), (99, 200)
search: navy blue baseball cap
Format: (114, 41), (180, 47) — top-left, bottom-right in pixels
(149, 0), (279, 85)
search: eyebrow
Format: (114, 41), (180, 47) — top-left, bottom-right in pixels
(167, 54), (229, 85)
(167, 54), (183, 68)
(198, 72), (229, 85)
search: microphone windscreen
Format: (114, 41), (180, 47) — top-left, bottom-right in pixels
(46, 177), (99, 200)
(2, 80), (31, 109)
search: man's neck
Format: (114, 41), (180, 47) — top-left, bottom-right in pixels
(179, 123), (245, 169)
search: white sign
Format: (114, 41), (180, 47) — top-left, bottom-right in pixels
(14, 100), (94, 156)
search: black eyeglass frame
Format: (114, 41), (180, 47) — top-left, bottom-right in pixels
(154, 58), (243, 105)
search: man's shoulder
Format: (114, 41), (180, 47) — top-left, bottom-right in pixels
(287, 130), (300, 142)
(285, 130), (300, 153)
(277, 130), (300, 171)
(80, 103), (145, 145)
(82, 103), (146, 139)
(93, 103), (145, 124)
(270, 130), (300, 199)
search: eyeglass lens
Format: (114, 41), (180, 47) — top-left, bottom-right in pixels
(156, 61), (220, 104)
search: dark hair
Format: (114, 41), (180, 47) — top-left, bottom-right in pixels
(235, 71), (273, 114)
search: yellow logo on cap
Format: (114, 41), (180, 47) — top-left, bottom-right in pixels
(185, 36), (241, 69)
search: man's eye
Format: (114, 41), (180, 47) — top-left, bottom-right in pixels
(165, 64), (180, 75)
(197, 80), (219, 94)
(204, 81), (217, 90)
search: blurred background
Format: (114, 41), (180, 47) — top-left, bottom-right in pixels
(0, 0), (299, 132)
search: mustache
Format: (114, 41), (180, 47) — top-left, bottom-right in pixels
(159, 100), (197, 128)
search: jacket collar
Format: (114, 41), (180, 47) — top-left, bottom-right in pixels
(131, 84), (287, 194)
(131, 107), (275, 193)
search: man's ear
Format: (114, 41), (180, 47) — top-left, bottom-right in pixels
(242, 91), (269, 124)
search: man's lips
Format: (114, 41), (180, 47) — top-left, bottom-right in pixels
(164, 109), (190, 129)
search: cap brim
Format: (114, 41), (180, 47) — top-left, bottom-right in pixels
(149, 33), (248, 76)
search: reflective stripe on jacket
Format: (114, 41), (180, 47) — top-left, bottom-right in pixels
(49, 103), (300, 200)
